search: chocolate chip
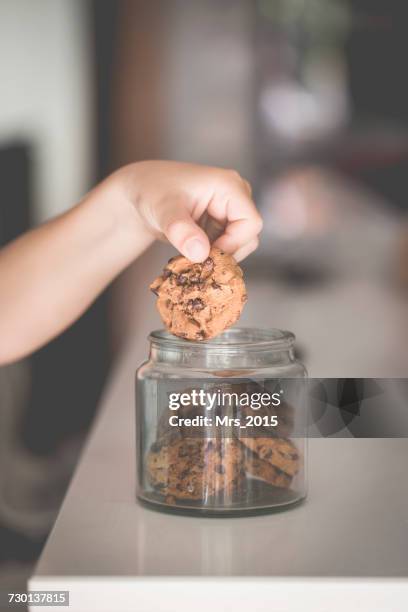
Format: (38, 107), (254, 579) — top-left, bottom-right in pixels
(187, 298), (205, 312)
(163, 268), (172, 279)
(211, 281), (221, 290)
(215, 464), (225, 474)
(201, 257), (214, 277)
(274, 465), (285, 476)
(176, 274), (189, 286)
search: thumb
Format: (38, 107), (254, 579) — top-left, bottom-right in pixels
(155, 198), (210, 262)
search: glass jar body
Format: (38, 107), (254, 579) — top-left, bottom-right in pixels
(136, 328), (307, 516)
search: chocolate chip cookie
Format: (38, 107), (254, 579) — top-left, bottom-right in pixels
(150, 247), (247, 340)
(244, 449), (292, 488)
(238, 437), (300, 477)
(147, 437), (244, 500)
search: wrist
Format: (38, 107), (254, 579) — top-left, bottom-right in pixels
(84, 169), (154, 265)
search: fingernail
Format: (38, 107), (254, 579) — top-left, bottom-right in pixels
(184, 238), (208, 262)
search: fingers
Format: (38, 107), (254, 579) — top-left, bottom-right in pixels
(154, 197), (211, 262)
(213, 216), (262, 254)
(135, 163), (262, 262)
(243, 179), (252, 197)
(233, 237), (260, 262)
(211, 197), (263, 255)
(209, 171), (263, 256)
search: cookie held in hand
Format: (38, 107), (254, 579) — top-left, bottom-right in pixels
(150, 247), (247, 341)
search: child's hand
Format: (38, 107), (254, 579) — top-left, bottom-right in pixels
(114, 161), (263, 262)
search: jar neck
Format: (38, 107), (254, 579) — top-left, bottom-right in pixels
(149, 345), (294, 370)
(148, 328), (296, 371)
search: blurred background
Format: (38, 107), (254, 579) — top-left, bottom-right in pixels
(1, 0), (408, 601)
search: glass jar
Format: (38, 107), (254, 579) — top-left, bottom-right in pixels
(136, 327), (307, 516)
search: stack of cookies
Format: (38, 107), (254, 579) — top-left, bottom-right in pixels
(146, 400), (301, 504)
(147, 437), (246, 503)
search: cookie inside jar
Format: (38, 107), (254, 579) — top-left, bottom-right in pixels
(147, 437), (246, 505)
(143, 379), (304, 514)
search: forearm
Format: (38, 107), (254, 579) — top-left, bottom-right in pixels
(0, 175), (153, 364)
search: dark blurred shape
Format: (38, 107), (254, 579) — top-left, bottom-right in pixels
(0, 526), (44, 563)
(22, 306), (110, 454)
(346, 0), (408, 122)
(92, 0), (120, 179)
(343, 0), (408, 209)
(0, 143), (31, 246)
(0, 144), (44, 570)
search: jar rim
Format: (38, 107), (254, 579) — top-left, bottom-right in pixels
(149, 327), (295, 351)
